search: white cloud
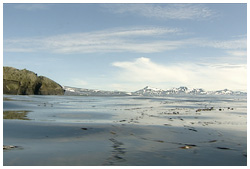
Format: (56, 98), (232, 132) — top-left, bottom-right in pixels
(113, 57), (190, 83)
(3, 27), (185, 54)
(205, 38), (247, 50)
(4, 27), (246, 55)
(226, 50), (247, 57)
(14, 4), (49, 11)
(112, 57), (247, 91)
(3, 48), (35, 53)
(103, 4), (215, 20)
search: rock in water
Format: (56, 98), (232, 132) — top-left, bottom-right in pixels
(3, 67), (65, 95)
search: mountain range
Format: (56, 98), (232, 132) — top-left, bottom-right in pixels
(63, 86), (246, 96)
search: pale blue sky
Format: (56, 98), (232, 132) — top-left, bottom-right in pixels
(3, 3), (247, 92)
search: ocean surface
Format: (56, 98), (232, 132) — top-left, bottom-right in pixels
(3, 95), (247, 166)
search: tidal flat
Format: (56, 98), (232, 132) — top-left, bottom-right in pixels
(3, 95), (247, 166)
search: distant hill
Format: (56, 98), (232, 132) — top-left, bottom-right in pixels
(63, 86), (131, 96)
(63, 85), (246, 96)
(3, 67), (65, 95)
(133, 86), (246, 96)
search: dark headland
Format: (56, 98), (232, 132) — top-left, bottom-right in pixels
(3, 66), (65, 95)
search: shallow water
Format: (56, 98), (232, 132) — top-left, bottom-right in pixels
(3, 95), (247, 166)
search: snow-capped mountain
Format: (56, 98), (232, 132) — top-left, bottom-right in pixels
(133, 86), (207, 96)
(63, 86), (246, 96)
(133, 86), (246, 96)
(63, 86), (131, 96)
(164, 87), (208, 95)
(212, 89), (246, 95)
(213, 89), (233, 95)
(133, 86), (164, 96)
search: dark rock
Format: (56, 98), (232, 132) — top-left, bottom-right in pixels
(3, 145), (21, 150)
(3, 67), (65, 95)
(216, 147), (231, 150)
(208, 140), (217, 143)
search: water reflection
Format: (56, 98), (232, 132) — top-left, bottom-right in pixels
(3, 110), (31, 120)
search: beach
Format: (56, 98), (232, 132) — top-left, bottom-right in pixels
(3, 95), (247, 166)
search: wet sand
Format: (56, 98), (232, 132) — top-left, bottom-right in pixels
(3, 95), (247, 166)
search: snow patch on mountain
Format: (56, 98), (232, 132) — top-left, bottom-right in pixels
(63, 86), (246, 96)
(63, 86), (131, 96)
(133, 86), (246, 96)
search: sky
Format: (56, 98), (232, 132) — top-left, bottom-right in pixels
(3, 2), (247, 92)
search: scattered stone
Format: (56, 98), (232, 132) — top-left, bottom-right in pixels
(155, 140), (164, 143)
(217, 147), (231, 150)
(196, 107), (214, 112)
(3, 145), (20, 150)
(180, 145), (191, 149)
(185, 144), (197, 147)
(179, 144), (197, 149)
(184, 126), (198, 132)
(209, 140), (217, 143)
(189, 128), (197, 132)
(110, 131), (116, 135)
